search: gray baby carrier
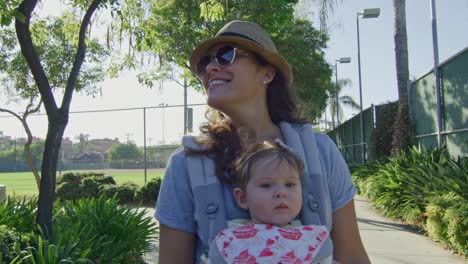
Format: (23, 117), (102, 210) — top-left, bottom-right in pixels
(182, 122), (333, 263)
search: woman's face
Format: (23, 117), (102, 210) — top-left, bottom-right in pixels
(199, 43), (275, 113)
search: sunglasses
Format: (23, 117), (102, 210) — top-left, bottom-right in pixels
(196, 44), (248, 77)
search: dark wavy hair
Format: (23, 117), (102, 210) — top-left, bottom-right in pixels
(187, 54), (307, 185)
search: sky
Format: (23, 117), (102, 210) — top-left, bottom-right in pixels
(323, 0), (468, 121)
(1, 0), (468, 146)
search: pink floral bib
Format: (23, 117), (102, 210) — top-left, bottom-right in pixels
(212, 223), (329, 264)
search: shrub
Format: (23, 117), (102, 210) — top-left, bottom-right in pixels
(353, 145), (467, 227)
(56, 182), (81, 200)
(53, 196), (157, 263)
(372, 101), (398, 159)
(55, 172), (117, 201)
(1, 194), (157, 263)
(116, 182), (139, 204)
(426, 194), (453, 246)
(426, 193), (468, 257)
(135, 178), (162, 205)
(0, 225), (34, 263)
(94, 175), (116, 185)
(353, 145), (467, 258)
(81, 178), (101, 199)
(444, 197), (468, 257)
(0, 197), (38, 263)
(0, 196), (37, 233)
(391, 103), (413, 156)
(57, 172), (82, 185)
(100, 184), (119, 199)
(350, 164), (378, 195)
(9, 235), (93, 264)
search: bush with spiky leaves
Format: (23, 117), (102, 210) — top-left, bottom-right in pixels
(391, 103), (413, 156)
(352, 147), (467, 256)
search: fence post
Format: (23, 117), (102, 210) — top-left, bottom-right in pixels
(0, 185), (6, 202)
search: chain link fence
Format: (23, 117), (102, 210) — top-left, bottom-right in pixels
(0, 103), (208, 179)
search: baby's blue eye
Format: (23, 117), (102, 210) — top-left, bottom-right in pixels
(260, 183), (271, 188)
(285, 182), (296, 188)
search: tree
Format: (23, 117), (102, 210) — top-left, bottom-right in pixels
(296, 0), (342, 33)
(329, 78), (359, 127)
(125, 0), (333, 121)
(108, 143), (143, 168)
(0, 28), (42, 186)
(392, 0), (412, 153)
(0, 0), (113, 237)
(74, 133), (90, 155)
(1, 16), (108, 189)
(393, 0), (409, 105)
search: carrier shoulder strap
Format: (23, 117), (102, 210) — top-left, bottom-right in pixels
(279, 122), (332, 230)
(182, 135), (227, 249)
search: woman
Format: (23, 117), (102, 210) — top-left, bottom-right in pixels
(155, 20), (370, 264)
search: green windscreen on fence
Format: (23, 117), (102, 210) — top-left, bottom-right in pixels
(444, 131), (468, 158)
(411, 47), (468, 157)
(411, 73), (438, 136)
(328, 106), (374, 164)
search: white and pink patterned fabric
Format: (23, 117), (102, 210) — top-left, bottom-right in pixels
(209, 223), (329, 264)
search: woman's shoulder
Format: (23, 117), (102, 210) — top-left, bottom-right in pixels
(166, 147), (187, 174)
(171, 145), (186, 156)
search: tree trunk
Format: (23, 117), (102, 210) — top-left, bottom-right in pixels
(23, 124), (41, 189)
(392, 0), (413, 153)
(393, 0), (409, 105)
(37, 113), (68, 236)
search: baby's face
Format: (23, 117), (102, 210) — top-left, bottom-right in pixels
(239, 156), (302, 226)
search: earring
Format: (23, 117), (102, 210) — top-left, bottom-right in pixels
(263, 80), (268, 84)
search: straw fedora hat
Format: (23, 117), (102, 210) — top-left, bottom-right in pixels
(189, 20), (293, 86)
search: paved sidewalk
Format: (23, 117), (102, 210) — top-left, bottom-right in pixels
(141, 197), (466, 264)
(355, 195), (465, 264)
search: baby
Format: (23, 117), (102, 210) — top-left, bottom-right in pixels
(204, 140), (329, 264)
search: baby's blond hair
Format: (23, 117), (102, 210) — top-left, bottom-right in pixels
(232, 140), (304, 190)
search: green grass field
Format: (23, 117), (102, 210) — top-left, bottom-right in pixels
(0, 169), (165, 196)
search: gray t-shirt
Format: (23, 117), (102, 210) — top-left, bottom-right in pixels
(155, 132), (357, 263)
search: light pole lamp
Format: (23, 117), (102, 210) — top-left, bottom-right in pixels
(357, 8), (380, 164)
(334, 57), (351, 129)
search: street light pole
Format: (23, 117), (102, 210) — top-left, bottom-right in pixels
(430, 0), (443, 148)
(357, 8), (380, 164)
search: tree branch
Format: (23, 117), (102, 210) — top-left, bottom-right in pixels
(15, 0), (57, 115)
(0, 101), (42, 189)
(62, 0), (103, 113)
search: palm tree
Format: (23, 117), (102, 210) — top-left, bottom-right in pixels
(330, 78), (360, 128)
(392, 0), (412, 153)
(75, 133), (90, 154)
(295, 0), (342, 32)
(393, 0), (409, 105)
